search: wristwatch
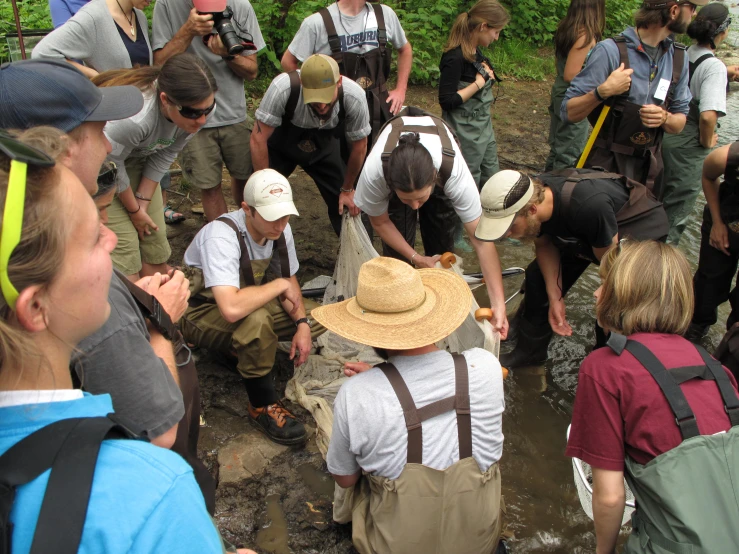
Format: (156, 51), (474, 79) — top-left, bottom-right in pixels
(295, 317), (310, 328)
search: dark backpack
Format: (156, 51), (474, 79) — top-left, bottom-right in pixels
(376, 106), (461, 188)
(546, 168), (669, 243)
(0, 416), (135, 554)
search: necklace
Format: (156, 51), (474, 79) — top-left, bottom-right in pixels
(636, 29), (660, 82)
(115, 0), (135, 38)
(337, 1), (370, 41)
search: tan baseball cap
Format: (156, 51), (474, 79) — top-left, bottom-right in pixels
(475, 170), (534, 242)
(300, 54), (340, 104)
(243, 169), (299, 221)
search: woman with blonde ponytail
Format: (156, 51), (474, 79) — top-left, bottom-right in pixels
(439, 0), (510, 189)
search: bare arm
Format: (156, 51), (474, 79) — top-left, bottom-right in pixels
(332, 470), (361, 489)
(703, 145), (731, 255)
(592, 467), (626, 554)
(153, 8), (213, 65)
(565, 63), (633, 123)
(338, 138), (368, 217)
(148, 324), (179, 387)
(211, 278), (291, 323)
(386, 42), (412, 115)
(563, 36), (595, 83)
(368, 212), (440, 268)
(280, 276), (312, 367)
(699, 110), (719, 149)
(66, 59), (98, 78)
(535, 235), (572, 336)
(281, 49), (300, 72)
(250, 120), (275, 171)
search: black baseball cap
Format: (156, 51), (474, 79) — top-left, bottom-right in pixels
(0, 59), (144, 132)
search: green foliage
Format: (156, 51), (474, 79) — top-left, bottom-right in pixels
(0, 0), (53, 62)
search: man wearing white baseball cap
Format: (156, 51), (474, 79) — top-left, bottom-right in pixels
(476, 168), (667, 368)
(181, 169), (324, 445)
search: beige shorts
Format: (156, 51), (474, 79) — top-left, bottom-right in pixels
(180, 118), (253, 189)
(107, 157), (171, 275)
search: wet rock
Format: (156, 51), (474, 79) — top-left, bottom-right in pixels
(218, 429), (289, 483)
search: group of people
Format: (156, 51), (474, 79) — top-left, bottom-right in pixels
(1, 0), (739, 552)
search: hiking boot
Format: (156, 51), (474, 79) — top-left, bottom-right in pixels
(500, 317), (552, 369)
(684, 322), (709, 343)
(248, 402), (307, 446)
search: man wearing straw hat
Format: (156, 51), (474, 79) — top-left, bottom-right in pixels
(312, 256), (506, 554)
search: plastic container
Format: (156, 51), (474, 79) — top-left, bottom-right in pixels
(5, 30), (52, 61)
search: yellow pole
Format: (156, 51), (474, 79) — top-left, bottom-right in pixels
(576, 105), (610, 168)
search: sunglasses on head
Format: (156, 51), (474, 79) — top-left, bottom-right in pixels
(167, 95), (216, 119)
(0, 131), (56, 310)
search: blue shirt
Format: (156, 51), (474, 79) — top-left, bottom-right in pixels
(48, 0), (90, 28)
(561, 27), (691, 123)
(1, 393), (223, 553)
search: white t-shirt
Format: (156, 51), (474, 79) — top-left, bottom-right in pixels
(287, 2), (407, 62)
(327, 348), (505, 480)
(355, 116), (483, 223)
(183, 209), (299, 289)
(688, 45), (727, 116)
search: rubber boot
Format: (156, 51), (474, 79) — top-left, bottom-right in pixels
(500, 317), (552, 369)
(453, 219), (473, 253)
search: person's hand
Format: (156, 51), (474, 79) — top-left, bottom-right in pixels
(142, 270), (191, 322)
(344, 361), (372, 377)
(599, 63), (633, 98)
(727, 65), (739, 82)
(481, 62), (495, 81)
(413, 254), (441, 268)
(489, 300), (509, 340)
(338, 190), (360, 216)
(129, 207), (159, 239)
(279, 280), (301, 317)
(290, 324), (312, 367)
(639, 104), (668, 128)
(236, 549), (258, 554)
(386, 88), (406, 116)
(710, 132), (719, 149)
(205, 33), (229, 58)
(548, 297), (572, 336)
(710, 221), (731, 256)
(185, 8), (213, 37)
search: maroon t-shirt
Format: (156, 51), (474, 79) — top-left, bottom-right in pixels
(566, 333), (739, 471)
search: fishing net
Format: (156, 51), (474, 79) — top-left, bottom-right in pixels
(568, 426), (636, 525)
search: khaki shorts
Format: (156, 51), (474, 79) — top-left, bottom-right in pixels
(107, 157), (171, 275)
(180, 118), (253, 189)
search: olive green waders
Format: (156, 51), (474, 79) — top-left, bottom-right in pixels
(181, 221), (324, 380)
(545, 57), (589, 171)
(333, 354), (503, 554)
(606, 334), (739, 553)
(443, 78), (498, 189)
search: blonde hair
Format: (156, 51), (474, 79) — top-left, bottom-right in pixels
(444, 0), (510, 62)
(597, 240), (693, 336)
(0, 128), (69, 375)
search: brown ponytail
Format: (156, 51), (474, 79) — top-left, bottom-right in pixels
(444, 0), (510, 62)
(387, 133), (438, 193)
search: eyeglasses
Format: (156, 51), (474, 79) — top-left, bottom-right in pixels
(167, 96), (217, 120)
(676, 1), (696, 12)
(0, 132), (56, 310)
(97, 161), (118, 188)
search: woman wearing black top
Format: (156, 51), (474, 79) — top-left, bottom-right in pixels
(439, 0), (510, 190)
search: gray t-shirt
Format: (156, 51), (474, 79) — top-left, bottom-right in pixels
(327, 348), (505, 480)
(151, 0), (265, 128)
(688, 45), (727, 116)
(32, 0), (153, 70)
(355, 115), (483, 223)
(183, 209), (299, 289)
(71, 272), (184, 439)
(287, 2), (407, 62)
(254, 71), (371, 142)
(104, 92), (204, 192)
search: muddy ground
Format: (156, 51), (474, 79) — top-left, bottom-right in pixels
(165, 80), (553, 553)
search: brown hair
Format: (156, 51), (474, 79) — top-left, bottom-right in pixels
(597, 240), (693, 335)
(92, 52), (218, 106)
(444, 0), (510, 62)
(554, 0), (606, 60)
(514, 176), (546, 218)
(634, 4), (676, 29)
(0, 128), (68, 375)
(386, 133), (438, 193)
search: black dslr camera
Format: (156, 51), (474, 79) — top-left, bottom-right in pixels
(209, 7), (245, 56)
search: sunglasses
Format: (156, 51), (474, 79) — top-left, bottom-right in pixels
(167, 95), (217, 120)
(97, 161), (118, 188)
(0, 132), (56, 310)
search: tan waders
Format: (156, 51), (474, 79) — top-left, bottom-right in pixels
(338, 354), (503, 554)
(442, 77), (498, 189)
(607, 334), (739, 553)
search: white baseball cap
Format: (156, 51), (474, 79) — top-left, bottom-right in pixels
(243, 169), (299, 221)
(475, 170), (534, 241)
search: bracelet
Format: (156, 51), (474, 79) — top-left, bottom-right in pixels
(134, 192), (152, 202)
(661, 109), (669, 126)
(593, 86), (605, 102)
(126, 204), (141, 215)
(340, 187), (353, 193)
(410, 252), (418, 266)
(295, 317), (310, 328)
(475, 81), (482, 90)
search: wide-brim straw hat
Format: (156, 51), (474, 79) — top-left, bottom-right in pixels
(311, 257), (472, 350)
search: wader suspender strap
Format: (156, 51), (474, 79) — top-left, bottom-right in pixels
(381, 118), (455, 188)
(689, 53), (714, 87)
(378, 354), (472, 464)
(724, 142), (739, 186)
(215, 217), (290, 288)
(0, 417), (129, 554)
(284, 71), (301, 124)
(559, 171), (625, 214)
(319, 8), (343, 67)
(373, 3), (387, 54)
(116, 269), (178, 341)
(694, 345), (739, 427)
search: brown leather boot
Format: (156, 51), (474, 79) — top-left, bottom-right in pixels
(247, 402), (307, 446)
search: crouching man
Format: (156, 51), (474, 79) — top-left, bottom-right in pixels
(311, 257), (506, 554)
(182, 169), (324, 445)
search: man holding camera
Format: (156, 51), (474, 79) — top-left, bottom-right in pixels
(152, 0), (265, 221)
